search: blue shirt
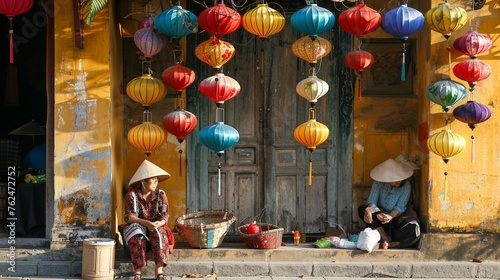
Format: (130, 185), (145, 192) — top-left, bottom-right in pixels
(366, 180), (411, 215)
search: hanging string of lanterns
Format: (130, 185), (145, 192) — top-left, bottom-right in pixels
(291, 1), (334, 186)
(338, 2), (381, 99)
(451, 24), (493, 163)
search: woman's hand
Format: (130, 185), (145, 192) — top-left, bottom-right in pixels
(364, 209), (373, 224)
(377, 213), (392, 224)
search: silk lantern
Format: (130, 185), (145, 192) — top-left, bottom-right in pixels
(344, 50), (374, 99)
(126, 74), (167, 109)
(339, 3), (382, 39)
(452, 59), (491, 90)
(0, 0), (34, 63)
(163, 108), (198, 175)
(198, 3), (241, 37)
(128, 111), (166, 157)
(137, 17), (155, 30)
(453, 30), (492, 58)
(199, 108), (239, 196)
(296, 74), (329, 105)
(195, 37), (236, 70)
(294, 108), (330, 186)
(426, 78), (467, 112)
(424, 1), (467, 40)
(242, 3), (285, 40)
(427, 128), (466, 199)
(162, 63), (196, 94)
(453, 100), (491, 162)
(199, 73), (241, 105)
(134, 28), (166, 59)
(291, 3), (336, 40)
(291, 36), (332, 67)
(154, 5), (198, 40)
(381, 2), (424, 81)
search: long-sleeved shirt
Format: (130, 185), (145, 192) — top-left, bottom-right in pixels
(366, 180), (411, 215)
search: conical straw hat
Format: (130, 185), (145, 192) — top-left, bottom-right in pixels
(128, 160), (170, 187)
(370, 158), (413, 183)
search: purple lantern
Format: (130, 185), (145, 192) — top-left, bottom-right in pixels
(381, 3), (424, 80)
(453, 100), (491, 130)
(134, 28), (166, 59)
(453, 30), (493, 58)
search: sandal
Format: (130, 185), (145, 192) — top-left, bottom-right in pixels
(129, 273), (141, 280)
(156, 273), (170, 280)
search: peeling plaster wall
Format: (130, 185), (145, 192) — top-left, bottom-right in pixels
(425, 0), (500, 233)
(52, 3), (112, 247)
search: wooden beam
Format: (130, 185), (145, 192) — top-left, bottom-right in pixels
(73, 0), (84, 49)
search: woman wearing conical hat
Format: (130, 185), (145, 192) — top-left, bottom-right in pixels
(358, 157), (416, 249)
(123, 160), (172, 280)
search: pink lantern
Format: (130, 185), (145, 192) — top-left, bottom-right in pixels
(134, 28), (166, 59)
(453, 30), (493, 58)
(199, 73), (241, 105)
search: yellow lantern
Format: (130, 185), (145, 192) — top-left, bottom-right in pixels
(291, 36), (332, 67)
(427, 129), (466, 199)
(195, 36), (236, 70)
(424, 1), (467, 40)
(242, 3), (285, 40)
(294, 108), (330, 185)
(126, 74), (167, 109)
(128, 111), (166, 157)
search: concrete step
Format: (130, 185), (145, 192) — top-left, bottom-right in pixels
(1, 241), (500, 279)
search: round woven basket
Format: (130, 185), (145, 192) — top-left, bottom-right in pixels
(175, 210), (236, 249)
(238, 223), (284, 249)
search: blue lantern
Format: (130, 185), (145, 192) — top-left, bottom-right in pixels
(382, 2), (424, 81)
(154, 5), (198, 40)
(426, 78), (467, 113)
(291, 3), (335, 40)
(199, 115), (239, 196)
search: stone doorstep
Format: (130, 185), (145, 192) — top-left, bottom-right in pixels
(1, 260), (500, 279)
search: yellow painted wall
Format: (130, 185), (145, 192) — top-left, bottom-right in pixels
(53, 2), (113, 242)
(425, 0), (500, 232)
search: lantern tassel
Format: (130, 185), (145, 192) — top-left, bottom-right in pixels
(358, 75), (362, 100)
(9, 18), (14, 64)
(444, 171), (448, 200)
(179, 150), (183, 176)
(471, 135), (475, 163)
(308, 158), (313, 186)
(218, 162), (222, 196)
(401, 42), (406, 81)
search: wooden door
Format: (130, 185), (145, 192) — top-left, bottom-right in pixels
(187, 3), (355, 235)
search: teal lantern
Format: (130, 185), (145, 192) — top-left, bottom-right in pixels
(291, 3), (335, 40)
(199, 108), (239, 196)
(154, 5), (198, 40)
(426, 78), (467, 112)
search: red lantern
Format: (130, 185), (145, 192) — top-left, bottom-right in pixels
(344, 50), (374, 99)
(338, 3), (381, 38)
(199, 73), (241, 105)
(0, 0), (34, 63)
(198, 3), (242, 37)
(163, 108), (198, 176)
(452, 59), (491, 89)
(162, 63), (196, 94)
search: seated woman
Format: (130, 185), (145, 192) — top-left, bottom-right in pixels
(123, 160), (172, 280)
(358, 157), (420, 249)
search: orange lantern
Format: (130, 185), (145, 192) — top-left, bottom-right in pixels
(126, 74), (167, 109)
(195, 36), (236, 70)
(294, 108), (330, 186)
(161, 63), (196, 94)
(291, 36), (332, 67)
(128, 111), (166, 157)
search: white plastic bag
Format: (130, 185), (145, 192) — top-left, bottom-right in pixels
(356, 228), (380, 253)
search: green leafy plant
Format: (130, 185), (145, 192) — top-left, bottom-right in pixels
(81, 0), (108, 25)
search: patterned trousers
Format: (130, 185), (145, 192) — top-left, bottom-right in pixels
(127, 227), (169, 270)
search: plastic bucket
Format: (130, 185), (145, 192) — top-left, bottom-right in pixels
(82, 238), (116, 280)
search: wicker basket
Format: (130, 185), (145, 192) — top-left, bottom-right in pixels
(238, 223), (284, 249)
(175, 210), (236, 249)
